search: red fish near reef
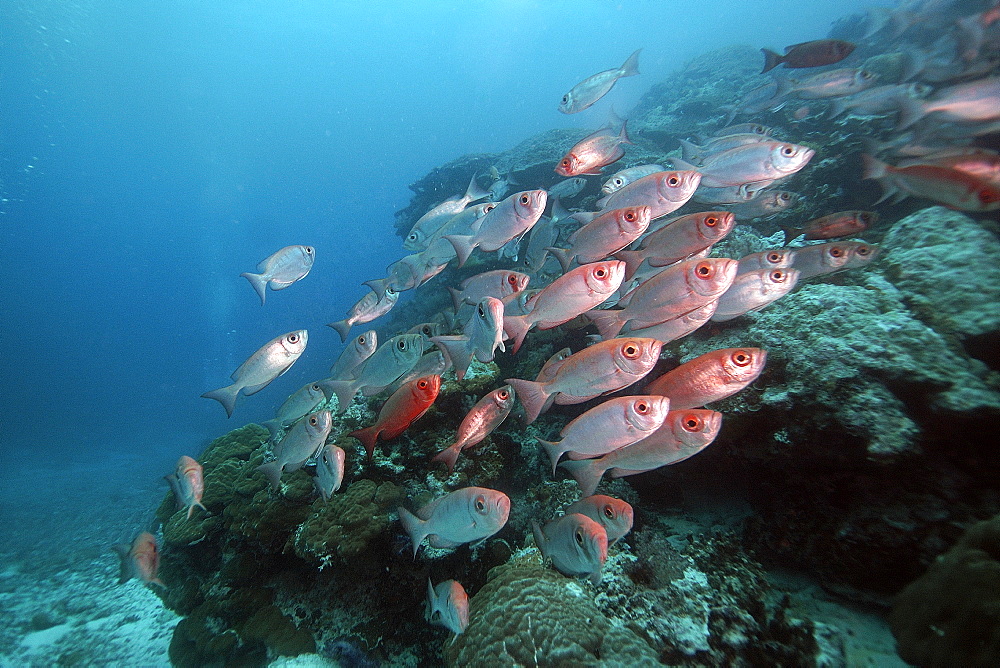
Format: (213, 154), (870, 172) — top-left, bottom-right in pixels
(164, 455), (207, 520)
(555, 122), (631, 176)
(646, 348), (767, 410)
(862, 155), (1000, 212)
(350, 375), (441, 459)
(761, 39), (856, 73)
(432, 385), (516, 473)
(782, 211), (877, 244)
(113, 532), (165, 588)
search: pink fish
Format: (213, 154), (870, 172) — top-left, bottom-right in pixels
(426, 579), (469, 635)
(863, 154), (1000, 212)
(448, 270), (529, 311)
(560, 410), (722, 496)
(164, 455), (207, 520)
(445, 190), (547, 266)
(555, 123), (631, 176)
(588, 258), (738, 339)
(735, 249), (793, 276)
(616, 211), (735, 281)
(646, 348), (767, 410)
(547, 206), (651, 271)
(328, 287), (399, 342)
(532, 513), (608, 585)
(432, 385), (516, 473)
(896, 77), (1000, 131)
(625, 300), (718, 344)
(782, 211), (877, 244)
(113, 532), (165, 588)
(350, 375), (441, 459)
(503, 260), (625, 354)
(505, 337), (662, 424)
(564, 495), (634, 545)
(596, 170), (702, 219)
(790, 241), (877, 280)
(536, 347), (572, 383)
(538, 395), (670, 474)
(710, 267), (800, 322)
(398, 487), (511, 557)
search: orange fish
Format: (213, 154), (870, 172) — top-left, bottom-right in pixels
(862, 154), (1000, 212)
(646, 348), (767, 410)
(113, 532), (165, 588)
(555, 123), (631, 176)
(782, 210), (877, 244)
(350, 375), (441, 459)
(164, 455), (207, 520)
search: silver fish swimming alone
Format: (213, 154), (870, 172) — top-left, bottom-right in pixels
(240, 245), (315, 305)
(559, 49), (641, 114)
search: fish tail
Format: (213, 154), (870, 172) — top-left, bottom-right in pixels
(431, 444), (461, 473)
(585, 309), (625, 341)
(502, 315), (532, 355)
(505, 378), (551, 424)
(618, 119), (632, 145)
(620, 49), (641, 77)
(240, 272), (268, 305)
(677, 138), (704, 165)
(349, 426), (379, 460)
(327, 318), (353, 343)
(760, 48), (783, 73)
(827, 97), (848, 119)
(261, 418), (283, 443)
(200, 383), (240, 418)
(558, 458), (607, 497)
(431, 335), (473, 381)
(894, 95), (925, 132)
(861, 154), (897, 205)
(464, 175), (490, 204)
(531, 520), (547, 557)
(363, 277), (390, 294)
(537, 438), (566, 476)
(444, 234), (477, 267)
(545, 246), (574, 274)
(398, 506), (429, 558)
(614, 250), (644, 282)
(447, 286), (465, 312)
(318, 379), (357, 414)
(256, 460), (284, 490)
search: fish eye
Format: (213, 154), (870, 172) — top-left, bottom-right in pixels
(622, 343), (639, 359)
(625, 210), (637, 222)
(485, 203), (497, 213)
(861, 70), (873, 79)
(705, 216), (718, 226)
(594, 267), (607, 278)
(753, 125), (765, 134)
(288, 333), (299, 343)
(780, 145), (795, 157)
(475, 496), (486, 513)
(508, 274), (517, 285)
(635, 401), (649, 414)
(667, 175), (680, 186)
(575, 529), (584, 545)
(856, 245), (871, 256)
(683, 415), (701, 431)
(731, 350), (752, 367)
(561, 159), (571, 167)
(398, 339), (407, 350)
(408, 233), (418, 241)
(830, 246), (844, 258)
(695, 262), (713, 277)
(418, 379), (428, 389)
(767, 252), (781, 263)
(306, 247), (314, 254)
(309, 416), (318, 425)
(603, 505), (614, 519)
(311, 384), (321, 391)
(498, 389), (509, 399)
(387, 288), (397, 295)
(859, 213), (872, 224)
(519, 194), (530, 205)
(562, 95), (568, 103)
(614, 178), (624, 187)
(771, 270), (786, 282)
(478, 303), (486, 317)
(358, 335), (366, 344)
(779, 193), (791, 201)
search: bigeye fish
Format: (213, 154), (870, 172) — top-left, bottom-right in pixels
(386, 350), (449, 395)
(782, 211), (877, 244)
(726, 190), (800, 220)
(349, 374), (441, 459)
(404, 177), (491, 252)
(547, 206), (651, 272)
(328, 287), (399, 343)
(320, 333), (425, 413)
(506, 337), (662, 424)
(787, 67), (878, 99)
(736, 249), (794, 276)
(261, 380), (328, 442)
(559, 49), (641, 114)
(678, 133), (773, 167)
(595, 170), (701, 220)
(560, 410), (722, 496)
(426, 579), (469, 635)
(624, 300), (718, 345)
(616, 211), (735, 281)
(113, 532), (165, 588)
(202, 330), (308, 418)
(432, 385), (515, 473)
(861, 154), (1000, 211)
(710, 268), (801, 322)
(565, 495), (634, 546)
(555, 123), (631, 177)
(761, 39), (855, 73)
(256, 409), (333, 490)
(329, 330), (378, 380)
(647, 348), (767, 410)
(673, 141), (815, 189)
(537, 395), (670, 474)
(164, 455), (207, 520)
(240, 245), (315, 305)
(601, 164), (665, 195)
(789, 241), (877, 280)
(398, 487), (511, 557)
(431, 297), (505, 381)
(445, 190), (547, 267)
(448, 270), (529, 312)
(312, 442), (346, 501)
(532, 513), (608, 585)
(548, 177), (587, 200)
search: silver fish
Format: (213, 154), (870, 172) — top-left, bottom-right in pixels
(564, 495), (633, 545)
(710, 268), (801, 322)
(407, 322), (444, 345)
(789, 241), (855, 280)
(712, 123), (774, 137)
(432, 297), (505, 381)
(735, 249), (794, 276)
(426, 579), (469, 635)
(601, 164), (665, 195)
(447, 270), (529, 312)
(398, 487), (511, 557)
(595, 170), (702, 219)
(559, 49), (641, 114)
(548, 177), (587, 200)
(328, 287), (399, 343)
(313, 442), (346, 501)
(678, 133), (773, 166)
(386, 349), (450, 395)
(240, 245), (315, 305)
(432, 385), (515, 473)
(726, 190), (800, 219)
(202, 330), (308, 418)
(532, 513), (608, 585)
(445, 190), (547, 267)
(788, 68), (878, 99)
(536, 347), (572, 383)
(404, 177), (490, 251)
(320, 333), (425, 413)
(256, 410), (332, 490)
(673, 141), (815, 189)
(329, 330), (378, 380)
(625, 300), (718, 344)
(261, 380), (328, 442)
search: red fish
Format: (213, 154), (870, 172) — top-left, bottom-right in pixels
(862, 154), (1000, 212)
(761, 39), (856, 73)
(113, 532), (165, 588)
(555, 123), (631, 176)
(646, 348), (767, 410)
(782, 211), (877, 244)
(350, 375), (441, 459)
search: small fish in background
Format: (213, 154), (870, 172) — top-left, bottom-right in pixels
(202, 330), (308, 418)
(432, 297), (506, 381)
(646, 348), (767, 410)
(555, 123), (632, 177)
(320, 333), (425, 413)
(897, 148), (1000, 188)
(786, 68), (878, 99)
(559, 49), (641, 114)
(113, 532), (165, 588)
(782, 211), (877, 244)
(712, 123), (775, 139)
(240, 245), (315, 305)
(404, 176), (491, 252)
(426, 579), (470, 635)
(349, 375), (441, 460)
(257, 410), (333, 489)
(791, 241), (879, 279)
(710, 268), (801, 322)
(386, 350), (450, 395)
(164, 455), (207, 520)
(736, 249), (794, 276)
(532, 513), (608, 585)
(761, 39), (856, 73)
(487, 165), (517, 202)
(538, 395), (670, 474)
(312, 442), (346, 501)
(329, 330), (378, 380)
(547, 177), (587, 200)
(861, 154), (1000, 211)
(601, 164), (666, 195)
(827, 83), (932, 120)
(536, 347), (572, 384)
(724, 80), (790, 123)
(726, 190), (800, 220)
(445, 190), (547, 267)
(565, 495), (634, 545)
(895, 77), (1000, 132)
(398, 487), (511, 557)
(407, 322), (444, 346)
(447, 269), (529, 313)
(328, 287), (399, 343)
(432, 385), (515, 473)
(261, 381), (328, 442)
